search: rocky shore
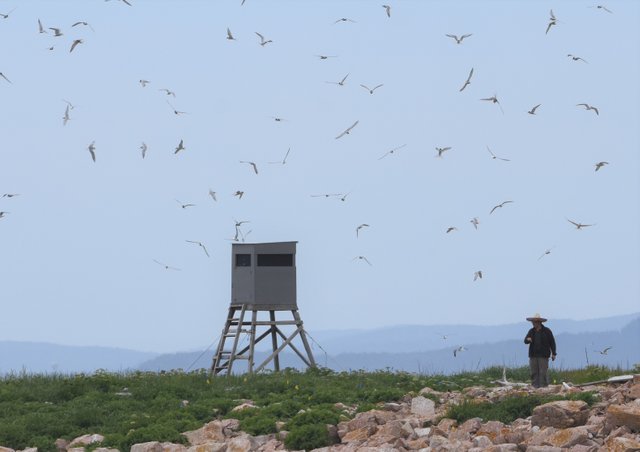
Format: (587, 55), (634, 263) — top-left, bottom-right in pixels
(2, 376), (639, 452)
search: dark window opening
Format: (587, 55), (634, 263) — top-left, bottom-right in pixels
(235, 254), (251, 267)
(257, 254), (293, 266)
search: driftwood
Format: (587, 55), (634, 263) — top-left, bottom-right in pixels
(572, 374), (635, 388)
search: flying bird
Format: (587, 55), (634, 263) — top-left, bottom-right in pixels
(139, 79), (150, 87)
(0, 8), (16, 19)
(71, 21), (94, 31)
(453, 346), (467, 357)
(38, 19), (46, 33)
(446, 33), (472, 44)
(167, 101), (188, 115)
(0, 211), (10, 219)
(326, 73), (349, 86)
(446, 227), (458, 234)
(594, 346), (613, 355)
(174, 139), (185, 154)
(473, 271), (483, 281)
(311, 193), (342, 199)
(269, 147), (291, 165)
(233, 190), (244, 199)
(140, 142), (147, 159)
(208, 189), (217, 201)
(159, 88), (175, 97)
(1, 193), (19, 198)
(49, 27), (63, 36)
(335, 120), (359, 139)
(382, 4), (391, 17)
(480, 95), (504, 113)
(105, 0), (133, 6)
(153, 259), (181, 271)
(186, 240), (210, 258)
(459, 68), (473, 92)
(490, 200), (513, 214)
(567, 54), (588, 63)
(316, 55), (337, 60)
(62, 105), (70, 125)
(538, 248), (554, 260)
(527, 104), (541, 115)
(360, 84), (383, 94)
(87, 141), (96, 162)
(577, 103), (599, 115)
(255, 32), (272, 46)
(240, 161), (259, 174)
(567, 219), (595, 229)
(352, 255), (372, 266)
(0, 72), (11, 84)
(594, 161), (609, 171)
(69, 39), (83, 53)
(271, 116), (288, 122)
(470, 217), (480, 230)
(486, 146), (510, 161)
(175, 199), (195, 209)
(378, 143), (407, 160)
(436, 146), (451, 158)
(592, 5), (613, 13)
(546, 9), (557, 34)
(356, 224), (369, 238)
(334, 18), (356, 24)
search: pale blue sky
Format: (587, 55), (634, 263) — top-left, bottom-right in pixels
(1, 0), (638, 353)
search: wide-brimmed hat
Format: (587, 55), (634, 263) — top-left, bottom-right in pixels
(526, 313), (548, 322)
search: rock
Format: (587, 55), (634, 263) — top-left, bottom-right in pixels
(225, 435), (255, 452)
(94, 448), (120, 452)
(625, 384), (640, 402)
(483, 445), (519, 452)
(55, 438), (70, 451)
(472, 435), (494, 448)
(546, 426), (590, 448)
(449, 417), (482, 441)
(382, 402), (403, 412)
(463, 386), (487, 398)
(606, 403), (640, 432)
(0, 448), (15, 452)
(183, 420), (235, 445)
(341, 425), (377, 444)
(526, 427), (558, 446)
(410, 396), (436, 420)
(67, 448), (85, 452)
(531, 400), (589, 428)
(414, 427), (431, 437)
(524, 447), (562, 452)
(230, 402), (257, 413)
(131, 442), (163, 452)
(69, 434), (105, 447)
(604, 436), (640, 451)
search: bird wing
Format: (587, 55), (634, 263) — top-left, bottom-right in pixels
(576, 103), (589, 108)
(340, 73), (349, 84)
(251, 163), (258, 174)
(360, 84), (370, 91)
(550, 9), (556, 20)
(490, 205), (499, 214)
(461, 34), (473, 39)
(347, 120), (359, 131)
(591, 106), (599, 115)
(227, 28), (233, 39)
(445, 34), (457, 40)
(372, 84), (384, 91)
(567, 219), (580, 227)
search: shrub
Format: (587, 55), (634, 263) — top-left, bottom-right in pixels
(285, 423), (332, 450)
(239, 414), (278, 435)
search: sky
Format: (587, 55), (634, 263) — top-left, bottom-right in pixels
(0, 0), (638, 354)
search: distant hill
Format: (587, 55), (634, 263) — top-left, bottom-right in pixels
(138, 315), (640, 375)
(0, 341), (158, 375)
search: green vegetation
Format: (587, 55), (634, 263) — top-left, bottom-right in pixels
(0, 365), (628, 451)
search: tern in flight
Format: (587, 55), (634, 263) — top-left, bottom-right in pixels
(567, 54), (588, 63)
(382, 4), (391, 17)
(480, 94), (504, 114)
(186, 240), (210, 258)
(316, 55), (337, 60)
(567, 219), (595, 229)
(527, 104), (541, 115)
(360, 84), (383, 94)
(459, 68), (473, 92)
(174, 139), (185, 154)
(167, 101), (188, 115)
(356, 224), (369, 238)
(487, 146), (510, 161)
(175, 200), (195, 209)
(240, 161), (259, 174)
(538, 248), (554, 260)
(378, 143), (407, 160)
(591, 5), (613, 13)
(446, 33), (472, 44)
(159, 88), (175, 97)
(71, 21), (95, 31)
(335, 120), (359, 139)
(140, 142), (147, 159)
(269, 147), (291, 164)
(594, 161), (609, 171)
(38, 19), (47, 33)
(546, 9), (557, 34)
(326, 73), (349, 86)
(255, 32), (272, 46)
(63, 105), (71, 126)
(49, 27), (63, 36)
(87, 141), (96, 162)
(69, 39), (83, 53)
(352, 256), (372, 266)
(139, 79), (150, 87)
(473, 271), (483, 281)
(594, 346), (613, 355)
(470, 217), (480, 230)
(490, 200), (513, 215)
(226, 28), (237, 41)
(153, 259), (181, 271)
(453, 346), (467, 357)
(208, 189), (217, 201)
(577, 103), (599, 115)
(446, 227), (458, 234)
(436, 147), (451, 158)
(334, 18), (356, 24)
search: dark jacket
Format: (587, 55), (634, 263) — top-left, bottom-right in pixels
(524, 325), (557, 358)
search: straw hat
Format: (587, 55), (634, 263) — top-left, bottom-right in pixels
(526, 313), (548, 322)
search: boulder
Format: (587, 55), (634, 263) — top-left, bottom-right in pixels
(546, 426), (590, 448)
(531, 400), (589, 428)
(603, 436), (640, 452)
(0, 448), (16, 452)
(130, 442), (163, 452)
(483, 445), (520, 452)
(410, 396), (436, 420)
(524, 447), (562, 452)
(183, 420), (235, 445)
(69, 434), (105, 447)
(606, 403), (640, 432)
(341, 425), (377, 444)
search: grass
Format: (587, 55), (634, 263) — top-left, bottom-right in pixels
(0, 365), (630, 451)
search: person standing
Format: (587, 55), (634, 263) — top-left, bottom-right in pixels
(524, 313), (557, 388)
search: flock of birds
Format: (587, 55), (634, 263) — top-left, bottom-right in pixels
(0, 1), (630, 361)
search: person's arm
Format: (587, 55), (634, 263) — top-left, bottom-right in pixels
(524, 328), (533, 344)
(549, 329), (557, 360)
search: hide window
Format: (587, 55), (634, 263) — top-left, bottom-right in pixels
(235, 254), (251, 267)
(257, 254), (293, 266)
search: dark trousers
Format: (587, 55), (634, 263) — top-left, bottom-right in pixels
(529, 357), (549, 388)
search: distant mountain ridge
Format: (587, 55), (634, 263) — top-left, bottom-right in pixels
(1, 313), (637, 375)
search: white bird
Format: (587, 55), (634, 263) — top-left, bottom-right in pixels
(159, 88), (175, 97)
(360, 83), (383, 94)
(335, 120), (359, 139)
(62, 105), (71, 126)
(71, 21), (94, 31)
(473, 271), (483, 281)
(326, 73), (349, 86)
(240, 161), (259, 174)
(382, 4), (391, 18)
(446, 33), (472, 44)
(486, 146), (510, 162)
(153, 259), (181, 271)
(226, 28), (236, 40)
(139, 79), (150, 87)
(592, 5), (613, 13)
(140, 142), (147, 159)
(437, 333), (452, 340)
(1, 193), (19, 198)
(567, 54), (589, 63)
(470, 217), (480, 230)
(334, 18), (356, 24)
(38, 19), (46, 33)
(316, 54), (337, 60)
(356, 224), (369, 238)
(527, 104), (541, 115)
(0, 8), (16, 19)
(567, 219), (595, 229)
(594, 161), (609, 172)
(546, 9), (557, 34)
(352, 255), (372, 266)
(577, 103), (599, 115)
(436, 146), (451, 158)
(594, 346), (613, 355)
(186, 240), (210, 258)
(446, 227), (458, 234)
(538, 248), (554, 260)
(174, 139), (185, 154)
(49, 27), (63, 36)
(311, 193), (342, 199)
(490, 200), (514, 215)
(208, 189), (217, 201)
(69, 39), (83, 53)
(87, 141), (96, 162)
(255, 32), (272, 46)
(378, 143), (406, 160)
(233, 190), (244, 199)
(271, 116), (287, 122)
(269, 147), (291, 165)
(453, 346), (467, 357)
(0, 211), (10, 219)
(175, 199), (195, 209)
(459, 68), (473, 92)
(167, 101), (188, 115)
(480, 94), (504, 114)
